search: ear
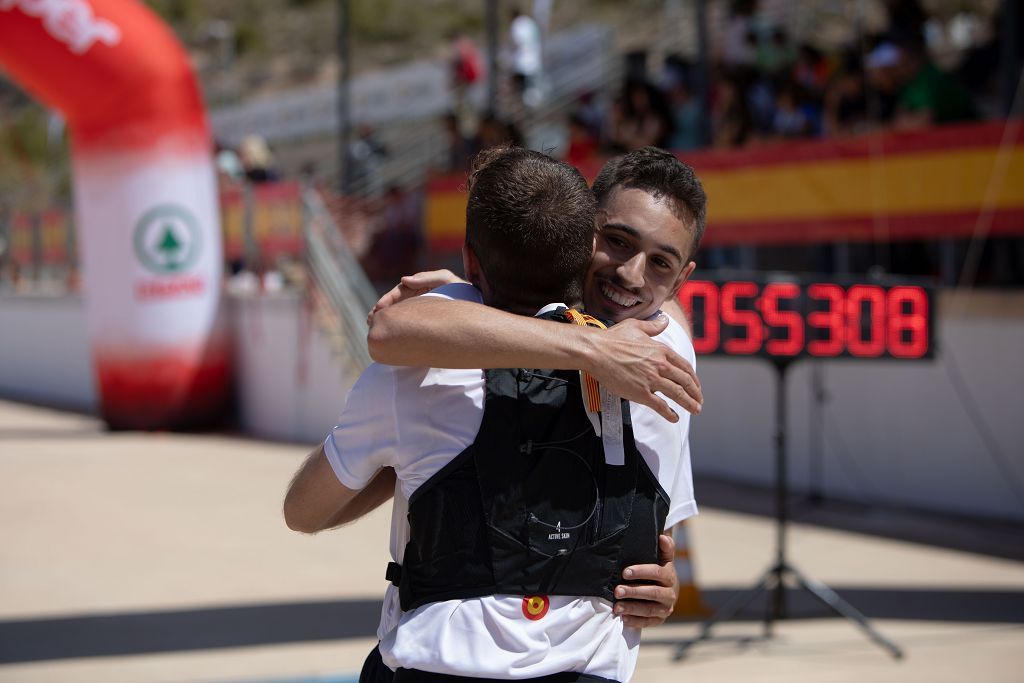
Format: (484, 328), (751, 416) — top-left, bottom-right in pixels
(670, 260), (697, 297)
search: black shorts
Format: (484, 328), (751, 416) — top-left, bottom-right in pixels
(393, 667), (617, 683)
(360, 644), (395, 683)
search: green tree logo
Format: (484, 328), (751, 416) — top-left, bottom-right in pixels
(133, 205), (202, 274)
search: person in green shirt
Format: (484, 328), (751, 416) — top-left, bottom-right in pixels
(895, 42), (977, 128)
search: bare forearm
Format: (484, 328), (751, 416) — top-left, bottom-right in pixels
(370, 296), (703, 417)
(368, 298), (600, 372)
(284, 445), (361, 534)
(322, 467), (397, 529)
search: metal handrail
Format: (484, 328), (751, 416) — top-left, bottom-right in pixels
(341, 25), (625, 197)
(301, 185), (376, 370)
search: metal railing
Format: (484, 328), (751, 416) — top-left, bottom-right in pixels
(301, 185), (377, 372)
(339, 24), (625, 198)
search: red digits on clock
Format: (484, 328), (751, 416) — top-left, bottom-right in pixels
(721, 282), (763, 354)
(681, 280), (930, 359)
(807, 283), (844, 357)
(760, 283), (803, 356)
(678, 281), (719, 354)
(887, 286), (929, 358)
(846, 285), (886, 357)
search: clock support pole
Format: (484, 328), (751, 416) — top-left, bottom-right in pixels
(673, 358), (903, 660)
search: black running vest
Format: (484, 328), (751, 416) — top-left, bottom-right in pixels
(387, 309), (670, 611)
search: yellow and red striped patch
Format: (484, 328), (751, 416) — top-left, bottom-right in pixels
(564, 309), (606, 413)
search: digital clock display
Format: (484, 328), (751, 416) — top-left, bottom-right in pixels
(677, 276), (936, 360)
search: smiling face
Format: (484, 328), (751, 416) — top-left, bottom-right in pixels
(583, 186), (697, 323)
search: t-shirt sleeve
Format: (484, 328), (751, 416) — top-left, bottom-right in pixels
(323, 363), (400, 490)
(653, 315), (699, 527)
(667, 439), (699, 527)
(421, 282), (484, 303)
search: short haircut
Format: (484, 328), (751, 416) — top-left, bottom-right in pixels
(591, 147), (707, 260)
(465, 146), (595, 311)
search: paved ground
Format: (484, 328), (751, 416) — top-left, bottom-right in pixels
(1, 399), (1022, 682)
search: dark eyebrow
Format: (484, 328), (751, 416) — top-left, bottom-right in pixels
(602, 222), (684, 263)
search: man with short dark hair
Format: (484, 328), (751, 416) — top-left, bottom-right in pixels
(285, 147), (692, 682)
(462, 146), (596, 310)
(584, 146), (706, 324)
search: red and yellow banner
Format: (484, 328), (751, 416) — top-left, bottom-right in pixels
(220, 181), (304, 260)
(9, 183), (305, 269)
(424, 120), (1024, 252)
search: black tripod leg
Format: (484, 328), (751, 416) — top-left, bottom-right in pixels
(790, 568), (904, 659)
(765, 562), (786, 638)
(673, 569), (773, 661)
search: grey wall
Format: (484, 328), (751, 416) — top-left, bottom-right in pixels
(690, 292), (1024, 522)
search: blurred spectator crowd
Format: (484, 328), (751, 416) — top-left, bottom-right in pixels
(10, 1), (1013, 295)
(558, 0), (996, 166)
(202, 0), (1021, 290)
(435, 0), (1004, 178)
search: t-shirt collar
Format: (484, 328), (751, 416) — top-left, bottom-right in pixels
(536, 302), (569, 316)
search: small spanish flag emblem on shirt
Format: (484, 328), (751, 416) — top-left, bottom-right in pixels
(522, 595), (550, 620)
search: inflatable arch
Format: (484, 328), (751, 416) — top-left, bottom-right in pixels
(0, 0), (229, 429)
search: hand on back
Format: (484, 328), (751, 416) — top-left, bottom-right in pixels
(614, 532), (680, 628)
(367, 269), (466, 326)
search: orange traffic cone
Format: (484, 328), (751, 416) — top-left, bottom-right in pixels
(670, 521), (711, 619)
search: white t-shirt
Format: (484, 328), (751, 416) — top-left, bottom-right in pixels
(324, 283), (697, 682)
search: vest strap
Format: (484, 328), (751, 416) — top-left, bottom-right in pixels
(563, 309), (606, 413)
(386, 561), (403, 586)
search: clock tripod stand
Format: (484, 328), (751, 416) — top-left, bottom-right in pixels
(673, 358), (903, 660)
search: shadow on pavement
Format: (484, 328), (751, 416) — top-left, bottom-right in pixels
(695, 475), (1024, 562)
(697, 586), (1024, 623)
(2, 587), (1022, 664)
(0, 598), (382, 664)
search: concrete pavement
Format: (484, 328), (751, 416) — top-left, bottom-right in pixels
(1, 399), (1022, 682)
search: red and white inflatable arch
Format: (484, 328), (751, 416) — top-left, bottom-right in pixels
(0, 0), (229, 429)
